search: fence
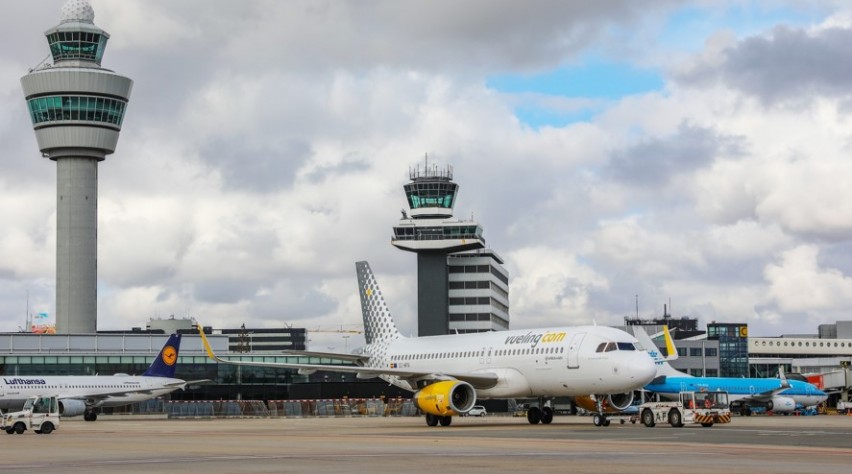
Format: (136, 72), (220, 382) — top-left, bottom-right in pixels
(106, 397), (418, 419)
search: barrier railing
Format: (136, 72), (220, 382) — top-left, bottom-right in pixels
(106, 397), (418, 418)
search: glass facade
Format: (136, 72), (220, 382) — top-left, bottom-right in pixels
(0, 354), (352, 385)
(47, 31), (107, 63)
(27, 95), (127, 127)
(404, 181), (457, 209)
(392, 225), (483, 242)
(708, 323), (749, 378)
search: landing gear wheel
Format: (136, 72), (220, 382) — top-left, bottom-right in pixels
(527, 406), (542, 425)
(603, 419), (611, 426)
(425, 414), (439, 427)
(439, 416), (452, 427)
(592, 414), (604, 427)
(668, 409), (683, 428)
(541, 407), (554, 424)
(642, 409), (655, 427)
(84, 411), (98, 422)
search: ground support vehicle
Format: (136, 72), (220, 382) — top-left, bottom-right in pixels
(639, 391), (731, 428)
(838, 401), (852, 415)
(1, 395), (60, 435)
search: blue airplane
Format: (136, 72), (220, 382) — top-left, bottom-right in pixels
(634, 327), (827, 415)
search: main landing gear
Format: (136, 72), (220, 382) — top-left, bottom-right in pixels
(526, 398), (555, 425)
(84, 410), (98, 422)
(424, 414), (452, 427)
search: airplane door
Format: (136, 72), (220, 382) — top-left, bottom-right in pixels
(566, 333), (585, 369)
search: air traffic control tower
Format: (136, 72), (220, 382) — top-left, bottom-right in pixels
(392, 161), (486, 336)
(21, 0), (133, 333)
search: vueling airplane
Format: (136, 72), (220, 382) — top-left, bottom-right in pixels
(0, 334), (192, 421)
(632, 327), (828, 415)
(198, 261), (657, 427)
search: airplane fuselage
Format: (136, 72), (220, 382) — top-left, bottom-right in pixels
(369, 325), (657, 398)
(646, 377), (827, 408)
(0, 375), (184, 410)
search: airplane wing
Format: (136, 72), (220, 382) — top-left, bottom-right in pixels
(59, 386), (174, 403)
(58, 378), (213, 404)
(738, 368), (791, 403)
(277, 349), (368, 364)
(197, 327), (498, 389)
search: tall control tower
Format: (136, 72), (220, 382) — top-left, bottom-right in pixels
(392, 160), (486, 336)
(21, 0), (133, 333)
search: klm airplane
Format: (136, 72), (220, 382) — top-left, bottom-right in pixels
(634, 328), (827, 415)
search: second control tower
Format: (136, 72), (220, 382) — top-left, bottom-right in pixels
(21, 0), (133, 333)
(392, 161), (486, 336)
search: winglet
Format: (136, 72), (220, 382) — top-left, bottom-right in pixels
(196, 325), (219, 361)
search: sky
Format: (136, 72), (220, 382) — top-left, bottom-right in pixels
(2, 0), (852, 349)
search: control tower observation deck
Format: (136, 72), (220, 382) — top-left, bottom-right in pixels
(20, 0), (133, 333)
(392, 161), (485, 336)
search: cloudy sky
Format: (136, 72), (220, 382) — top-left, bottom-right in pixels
(2, 0), (852, 348)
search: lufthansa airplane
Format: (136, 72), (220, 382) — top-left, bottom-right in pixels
(0, 334), (192, 421)
(632, 327), (827, 414)
(198, 261), (657, 427)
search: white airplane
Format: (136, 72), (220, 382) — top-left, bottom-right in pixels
(631, 327), (828, 414)
(198, 261), (658, 426)
(0, 334), (193, 421)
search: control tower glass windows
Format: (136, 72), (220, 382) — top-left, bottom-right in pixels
(392, 225), (483, 242)
(27, 95), (127, 127)
(404, 182), (457, 210)
(47, 31), (107, 63)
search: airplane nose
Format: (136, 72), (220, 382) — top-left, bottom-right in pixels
(630, 355), (657, 385)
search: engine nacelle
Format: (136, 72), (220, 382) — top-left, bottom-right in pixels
(573, 392), (635, 413)
(413, 380), (476, 417)
(58, 399), (87, 417)
(607, 392), (635, 411)
(767, 396), (796, 413)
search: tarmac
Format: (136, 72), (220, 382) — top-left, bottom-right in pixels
(3, 414), (851, 473)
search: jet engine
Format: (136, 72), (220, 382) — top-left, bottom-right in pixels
(413, 380), (476, 416)
(574, 392), (635, 413)
(767, 396), (796, 413)
(58, 399), (87, 417)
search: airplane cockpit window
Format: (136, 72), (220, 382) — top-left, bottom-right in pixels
(595, 342), (617, 352)
(617, 342), (636, 351)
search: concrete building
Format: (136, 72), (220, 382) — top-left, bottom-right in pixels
(20, 0), (133, 333)
(392, 161), (510, 336)
(447, 249), (510, 333)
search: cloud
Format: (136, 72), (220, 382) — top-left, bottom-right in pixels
(764, 245), (852, 317)
(676, 23), (852, 105)
(606, 122), (745, 187)
(4, 1), (852, 341)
